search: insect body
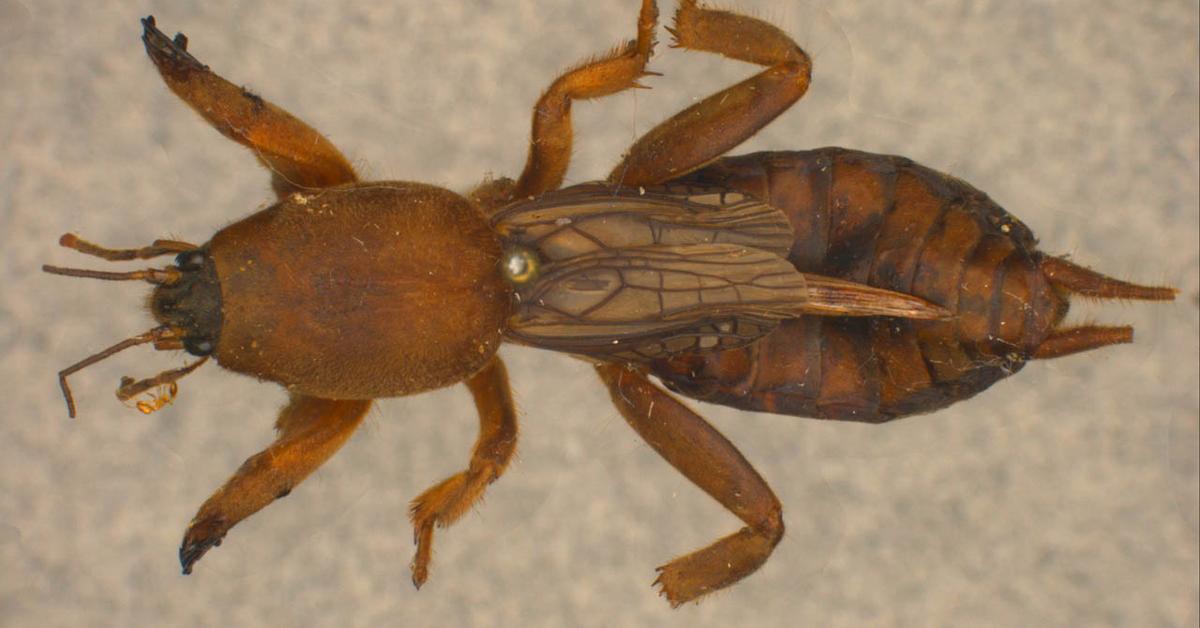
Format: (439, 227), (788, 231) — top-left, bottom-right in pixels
(43, 1), (1174, 607)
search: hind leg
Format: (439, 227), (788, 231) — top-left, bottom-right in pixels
(608, 0), (812, 187)
(596, 364), (784, 606)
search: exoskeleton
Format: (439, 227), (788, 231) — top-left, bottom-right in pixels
(43, 0), (1174, 606)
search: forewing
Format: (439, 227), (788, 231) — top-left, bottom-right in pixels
(491, 181), (794, 259)
(506, 243), (809, 362)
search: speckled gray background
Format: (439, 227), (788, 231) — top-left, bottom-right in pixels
(2, 1), (1197, 626)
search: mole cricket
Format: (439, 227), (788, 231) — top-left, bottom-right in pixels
(43, 0), (1175, 606)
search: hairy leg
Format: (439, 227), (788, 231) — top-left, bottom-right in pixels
(408, 356), (518, 588)
(596, 363), (783, 606)
(609, 0), (811, 186)
(179, 395), (371, 573)
(511, 0), (659, 200)
(142, 17), (358, 198)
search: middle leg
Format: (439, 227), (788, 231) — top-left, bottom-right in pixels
(510, 0), (660, 200)
(408, 355), (518, 588)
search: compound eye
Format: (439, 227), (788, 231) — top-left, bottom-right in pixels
(174, 250), (206, 270)
(183, 336), (214, 357)
(502, 246), (540, 285)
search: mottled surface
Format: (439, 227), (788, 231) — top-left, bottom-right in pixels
(2, 1), (1197, 627)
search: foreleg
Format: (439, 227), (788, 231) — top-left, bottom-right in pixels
(179, 395), (371, 573)
(142, 17), (358, 198)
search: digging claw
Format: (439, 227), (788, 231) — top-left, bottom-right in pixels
(141, 15), (208, 79)
(179, 516), (227, 575)
(411, 564), (427, 590)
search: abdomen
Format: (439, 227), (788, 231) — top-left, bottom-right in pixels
(651, 148), (1067, 422)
